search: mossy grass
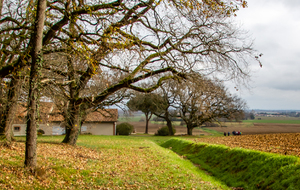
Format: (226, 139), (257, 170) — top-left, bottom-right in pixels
(201, 128), (224, 136)
(161, 138), (300, 189)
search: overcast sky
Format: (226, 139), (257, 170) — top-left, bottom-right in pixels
(229, 0), (300, 110)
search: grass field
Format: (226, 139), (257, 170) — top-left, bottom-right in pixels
(120, 115), (300, 126)
(162, 138), (300, 189)
(0, 136), (229, 189)
(243, 116), (300, 124)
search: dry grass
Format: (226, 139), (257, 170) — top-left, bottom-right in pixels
(0, 136), (228, 189)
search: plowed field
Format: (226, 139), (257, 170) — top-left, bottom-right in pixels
(193, 133), (300, 157)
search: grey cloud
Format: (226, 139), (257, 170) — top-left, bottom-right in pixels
(264, 0), (300, 8)
(229, 0), (300, 109)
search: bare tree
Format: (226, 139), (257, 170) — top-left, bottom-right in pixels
(0, 0), (252, 80)
(0, 76), (22, 143)
(41, 52), (139, 144)
(127, 93), (162, 134)
(24, 0), (46, 170)
(0, 0), (34, 143)
(151, 81), (179, 135)
(1, 0), (255, 146)
(175, 74), (247, 135)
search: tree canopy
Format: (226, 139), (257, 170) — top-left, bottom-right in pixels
(174, 74), (246, 135)
(127, 93), (164, 134)
(0, 0), (255, 169)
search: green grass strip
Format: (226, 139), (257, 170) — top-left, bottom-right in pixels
(161, 138), (300, 189)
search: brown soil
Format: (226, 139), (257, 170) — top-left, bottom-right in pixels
(193, 133), (300, 157)
(205, 123), (300, 135)
(117, 121), (210, 135)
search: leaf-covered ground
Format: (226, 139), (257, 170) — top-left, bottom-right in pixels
(0, 136), (229, 190)
(193, 133), (300, 157)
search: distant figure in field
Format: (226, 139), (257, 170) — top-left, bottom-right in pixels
(224, 132), (226, 136)
(232, 131), (242, 135)
(228, 132), (230, 136)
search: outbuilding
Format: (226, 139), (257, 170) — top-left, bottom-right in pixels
(12, 103), (118, 136)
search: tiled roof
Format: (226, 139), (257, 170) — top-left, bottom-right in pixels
(85, 109), (118, 122)
(14, 102), (54, 124)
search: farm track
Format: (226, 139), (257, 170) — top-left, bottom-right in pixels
(193, 133), (300, 157)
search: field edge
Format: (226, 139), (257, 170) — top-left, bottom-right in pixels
(161, 138), (300, 189)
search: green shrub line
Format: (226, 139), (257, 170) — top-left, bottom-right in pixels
(161, 138), (300, 189)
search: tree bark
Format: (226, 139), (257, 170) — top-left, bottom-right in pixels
(0, 78), (20, 143)
(0, 0), (3, 17)
(165, 117), (174, 136)
(187, 127), (193, 136)
(61, 55), (82, 145)
(185, 122), (194, 135)
(145, 114), (149, 134)
(24, 0), (46, 170)
(144, 112), (152, 134)
(62, 104), (81, 145)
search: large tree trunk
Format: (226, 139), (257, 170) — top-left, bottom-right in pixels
(24, 0), (46, 170)
(164, 110), (174, 135)
(61, 55), (82, 145)
(186, 123), (194, 135)
(187, 127), (193, 136)
(62, 103), (81, 145)
(62, 117), (80, 145)
(0, 78), (20, 143)
(166, 117), (174, 136)
(154, 110), (174, 136)
(0, 0), (3, 17)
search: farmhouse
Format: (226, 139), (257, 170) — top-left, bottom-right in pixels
(12, 103), (118, 136)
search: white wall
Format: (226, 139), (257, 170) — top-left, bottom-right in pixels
(84, 123), (114, 135)
(12, 124), (53, 136)
(39, 124), (53, 135)
(12, 124), (26, 136)
(12, 122), (115, 136)
(49, 123), (65, 135)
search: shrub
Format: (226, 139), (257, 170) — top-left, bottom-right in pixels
(37, 129), (45, 135)
(116, 122), (134, 135)
(155, 126), (176, 136)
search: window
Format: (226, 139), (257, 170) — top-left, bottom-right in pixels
(14, 126), (20, 132)
(81, 126), (87, 132)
